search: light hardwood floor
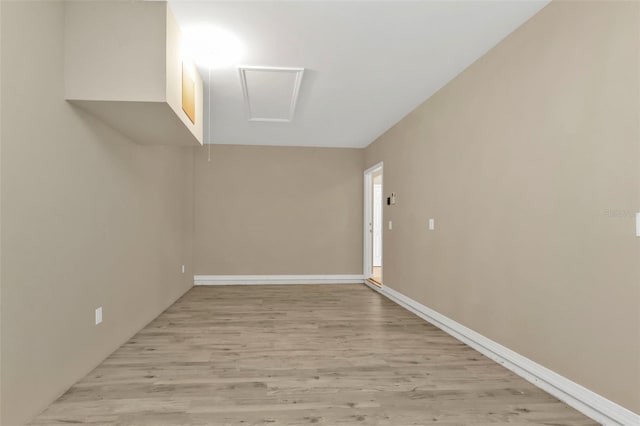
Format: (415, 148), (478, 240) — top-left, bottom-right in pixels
(30, 285), (596, 425)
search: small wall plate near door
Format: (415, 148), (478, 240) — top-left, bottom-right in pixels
(95, 307), (103, 325)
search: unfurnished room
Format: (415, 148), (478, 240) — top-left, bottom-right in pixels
(1, 0), (639, 425)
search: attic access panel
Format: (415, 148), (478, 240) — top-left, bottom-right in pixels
(238, 66), (304, 122)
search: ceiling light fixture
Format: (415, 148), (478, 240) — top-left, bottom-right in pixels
(182, 26), (246, 69)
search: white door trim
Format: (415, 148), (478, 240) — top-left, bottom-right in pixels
(372, 183), (383, 266)
(363, 162), (383, 283)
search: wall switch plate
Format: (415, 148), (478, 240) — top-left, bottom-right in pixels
(428, 218), (435, 230)
(181, 264), (185, 274)
(636, 212), (640, 237)
(388, 220), (393, 230)
(95, 307), (102, 325)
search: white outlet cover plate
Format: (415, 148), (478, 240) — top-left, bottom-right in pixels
(95, 307), (102, 325)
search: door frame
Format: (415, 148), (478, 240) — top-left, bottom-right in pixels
(363, 162), (383, 284)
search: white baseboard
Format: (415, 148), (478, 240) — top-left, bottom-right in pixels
(363, 281), (639, 426)
(194, 274), (365, 286)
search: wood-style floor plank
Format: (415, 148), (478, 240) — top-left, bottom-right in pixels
(30, 284), (596, 425)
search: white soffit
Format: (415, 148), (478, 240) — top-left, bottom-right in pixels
(238, 66), (304, 123)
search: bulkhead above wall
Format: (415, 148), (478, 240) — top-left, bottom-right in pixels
(64, 1), (203, 146)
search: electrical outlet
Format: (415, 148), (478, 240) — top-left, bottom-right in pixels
(95, 307), (102, 325)
(388, 220), (393, 230)
(428, 218), (435, 231)
(181, 264), (185, 274)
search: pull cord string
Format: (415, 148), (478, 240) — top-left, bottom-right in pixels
(208, 66), (212, 162)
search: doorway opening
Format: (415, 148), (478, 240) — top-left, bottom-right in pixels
(364, 162), (383, 287)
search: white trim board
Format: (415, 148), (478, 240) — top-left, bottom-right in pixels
(194, 275), (364, 286)
(363, 281), (639, 426)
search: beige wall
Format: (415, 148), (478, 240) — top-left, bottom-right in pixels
(365, 0), (640, 412)
(1, 2), (194, 425)
(193, 145), (364, 275)
(64, 1), (167, 102)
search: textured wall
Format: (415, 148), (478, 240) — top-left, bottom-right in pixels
(1, 2), (194, 424)
(193, 144), (364, 275)
(365, 0), (639, 412)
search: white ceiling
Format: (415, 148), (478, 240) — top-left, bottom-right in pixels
(169, 0), (549, 148)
